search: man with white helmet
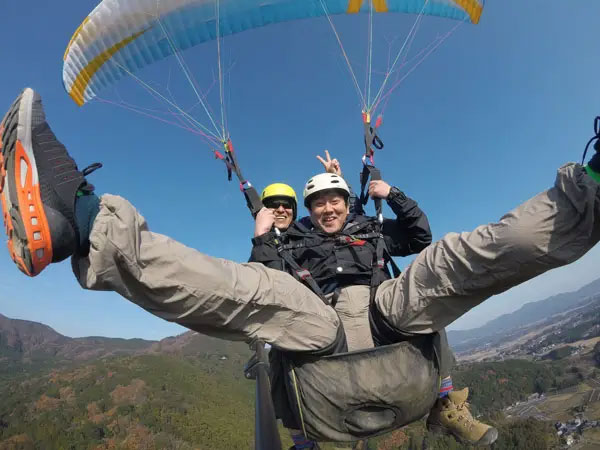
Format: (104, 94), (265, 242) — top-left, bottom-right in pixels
(251, 161), (460, 449)
(251, 165), (496, 446)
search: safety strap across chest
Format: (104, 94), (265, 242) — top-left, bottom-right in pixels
(270, 233), (329, 303)
(274, 223), (401, 303)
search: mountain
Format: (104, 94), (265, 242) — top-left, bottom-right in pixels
(448, 277), (600, 350)
(0, 314), (258, 449)
(0, 313), (155, 368)
(0, 314), (252, 375)
(147, 330), (250, 360)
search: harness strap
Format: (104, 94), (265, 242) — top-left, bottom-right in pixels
(276, 243), (329, 304)
(344, 231), (380, 241)
(214, 139), (263, 217)
(366, 224), (402, 306)
(242, 184), (263, 218)
(343, 219), (376, 235)
(359, 164), (384, 223)
(360, 113), (384, 222)
(376, 235), (401, 278)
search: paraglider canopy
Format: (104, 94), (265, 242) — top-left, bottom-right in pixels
(63, 0), (483, 107)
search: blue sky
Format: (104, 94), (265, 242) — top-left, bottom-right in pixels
(2, 0), (600, 340)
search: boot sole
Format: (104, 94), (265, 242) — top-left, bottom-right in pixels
(0, 88), (53, 276)
(428, 423), (499, 446)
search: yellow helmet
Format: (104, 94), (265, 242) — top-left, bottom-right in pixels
(261, 183), (297, 219)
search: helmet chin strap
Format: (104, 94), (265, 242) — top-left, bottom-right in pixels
(359, 112), (384, 224)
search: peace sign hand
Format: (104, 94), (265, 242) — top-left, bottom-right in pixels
(316, 150), (342, 176)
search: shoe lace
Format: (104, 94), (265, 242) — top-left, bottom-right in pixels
(455, 402), (476, 431)
(79, 163), (103, 194)
(581, 116), (600, 164)
(82, 162), (103, 176)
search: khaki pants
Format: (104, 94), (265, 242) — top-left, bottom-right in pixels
(72, 163), (600, 351)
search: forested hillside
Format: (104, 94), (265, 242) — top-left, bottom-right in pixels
(1, 354), (255, 449)
(2, 314), (599, 449)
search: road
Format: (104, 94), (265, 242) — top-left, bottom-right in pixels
(505, 378), (600, 420)
(506, 397), (548, 420)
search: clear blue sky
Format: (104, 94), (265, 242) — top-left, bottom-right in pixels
(2, 0), (600, 340)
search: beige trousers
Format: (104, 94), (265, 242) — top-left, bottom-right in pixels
(73, 163), (600, 350)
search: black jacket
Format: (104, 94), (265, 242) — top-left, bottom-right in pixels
(249, 190), (432, 294)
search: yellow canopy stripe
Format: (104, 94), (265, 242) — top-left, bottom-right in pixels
(347, 0), (388, 14)
(68, 29), (148, 106)
(347, 0), (482, 23)
(373, 0), (389, 13)
(451, 0), (483, 24)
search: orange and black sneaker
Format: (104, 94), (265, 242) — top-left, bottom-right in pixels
(0, 88), (99, 276)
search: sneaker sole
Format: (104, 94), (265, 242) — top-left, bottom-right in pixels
(0, 88), (53, 276)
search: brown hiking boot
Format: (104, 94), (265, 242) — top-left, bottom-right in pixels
(426, 388), (498, 446)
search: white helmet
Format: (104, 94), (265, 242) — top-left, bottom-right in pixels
(303, 173), (350, 207)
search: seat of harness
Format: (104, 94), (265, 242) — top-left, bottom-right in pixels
(276, 334), (441, 442)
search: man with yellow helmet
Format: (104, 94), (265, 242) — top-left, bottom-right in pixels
(255, 183), (298, 237)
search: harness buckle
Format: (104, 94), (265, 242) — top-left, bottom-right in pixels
(296, 269), (311, 280)
(239, 180), (252, 192)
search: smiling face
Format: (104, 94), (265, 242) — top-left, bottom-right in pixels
(308, 190), (349, 234)
(263, 197), (295, 231)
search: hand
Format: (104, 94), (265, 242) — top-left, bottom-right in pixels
(254, 207), (275, 237)
(368, 180), (391, 199)
(316, 150), (342, 176)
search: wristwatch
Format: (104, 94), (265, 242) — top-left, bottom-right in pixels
(387, 186), (406, 202)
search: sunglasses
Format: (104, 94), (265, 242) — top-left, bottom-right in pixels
(264, 198), (294, 210)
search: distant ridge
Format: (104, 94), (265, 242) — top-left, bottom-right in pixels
(0, 312), (154, 364)
(0, 313), (250, 367)
(448, 277), (600, 348)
